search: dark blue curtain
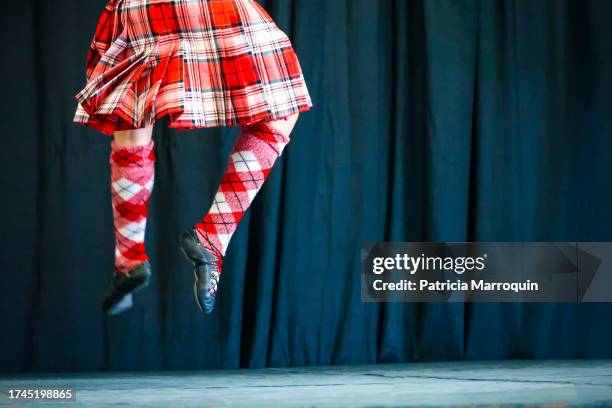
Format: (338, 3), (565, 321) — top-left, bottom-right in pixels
(1, 0), (611, 373)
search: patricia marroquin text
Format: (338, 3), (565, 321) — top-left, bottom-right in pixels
(372, 279), (539, 293)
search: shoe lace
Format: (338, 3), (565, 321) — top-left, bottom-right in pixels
(193, 228), (224, 296)
(208, 249), (224, 296)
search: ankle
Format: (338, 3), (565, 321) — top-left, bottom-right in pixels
(193, 228), (225, 260)
(115, 258), (149, 276)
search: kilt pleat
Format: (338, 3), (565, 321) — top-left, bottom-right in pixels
(74, 0), (313, 135)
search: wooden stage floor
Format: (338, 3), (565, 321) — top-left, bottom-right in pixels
(1, 360), (611, 407)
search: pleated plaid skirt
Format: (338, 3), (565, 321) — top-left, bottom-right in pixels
(74, 0), (313, 135)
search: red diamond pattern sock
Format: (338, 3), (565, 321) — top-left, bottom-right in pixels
(194, 121), (290, 270)
(110, 140), (156, 275)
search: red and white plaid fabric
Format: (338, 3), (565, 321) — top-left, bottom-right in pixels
(74, 0), (313, 135)
(109, 140), (156, 274)
(194, 121), (289, 255)
(193, 121), (291, 296)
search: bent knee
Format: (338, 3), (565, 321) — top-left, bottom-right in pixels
(113, 120), (154, 147)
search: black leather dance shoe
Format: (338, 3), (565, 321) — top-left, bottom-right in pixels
(179, 229), (222, 314)
(102, 262), (151, 316)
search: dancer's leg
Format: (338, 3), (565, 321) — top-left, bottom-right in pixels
(179, 113), (298, 313)
(195, 113), (299, 261)
(110, 120), (155, 275)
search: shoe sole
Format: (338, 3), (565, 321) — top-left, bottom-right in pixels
(107, 293), (133, 315)
(104, 266), (151, 316)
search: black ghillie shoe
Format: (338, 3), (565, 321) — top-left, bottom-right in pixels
(102, 262), (151, 316)
(179, 229), (222, 314)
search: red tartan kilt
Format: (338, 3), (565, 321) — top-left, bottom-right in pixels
(74, 0), (313, 135)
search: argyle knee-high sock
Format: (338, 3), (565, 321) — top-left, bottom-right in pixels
(194, 122), (290, 264)
(110, 140), (156, 275)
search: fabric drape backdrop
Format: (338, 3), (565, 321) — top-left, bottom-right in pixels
(1, 0), (611, 373)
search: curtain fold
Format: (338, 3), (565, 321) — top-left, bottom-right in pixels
(1, 0), (611, 372)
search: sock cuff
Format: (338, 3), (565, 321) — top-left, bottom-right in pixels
(110, 140), (156, 166)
